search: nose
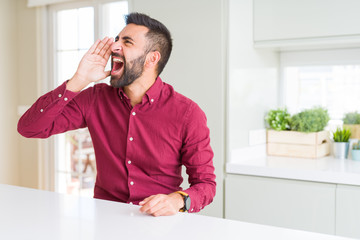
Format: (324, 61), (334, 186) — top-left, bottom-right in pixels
(111, 41), (123, 54)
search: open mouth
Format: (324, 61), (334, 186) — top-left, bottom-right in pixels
(111, 57), (124, 74)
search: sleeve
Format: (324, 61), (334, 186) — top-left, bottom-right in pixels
(17, 81), (94, 139)
(180, 102), (216, 213)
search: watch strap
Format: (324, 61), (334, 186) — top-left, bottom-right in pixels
(175, 191), (190, 212)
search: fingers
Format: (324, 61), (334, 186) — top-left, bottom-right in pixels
(88, 37), (112, 56)
(87, 39), (101, 54)
(103, 43), (113, 61)
(139, 195), (159, 212)
(139, 194), (178, 217)
(99, 37), (113, 57)
(93, 37), (108, 55)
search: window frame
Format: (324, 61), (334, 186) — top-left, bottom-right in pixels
(279, 48), (360, 107)
(40, 0), (130, 192)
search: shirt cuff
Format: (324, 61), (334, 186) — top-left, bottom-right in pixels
(51, 80), (80, 107)
(182, 188), (201, 213)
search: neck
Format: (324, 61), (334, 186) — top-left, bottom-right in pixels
(124, 75), (157, 107)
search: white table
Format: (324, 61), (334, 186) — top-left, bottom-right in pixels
(0, 184), (355, 240)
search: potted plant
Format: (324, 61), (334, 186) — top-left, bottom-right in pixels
(343, 112), (360, 139)
(290, 107), (330, 133)
(265, 107), (330, 158)
(351, 140), (360, 161)
(265, 108), (291, 131)
(332, 127), (351, 159)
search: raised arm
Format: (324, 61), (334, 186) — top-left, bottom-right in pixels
(18, 37), (113, 138)
(67, 37), (113, 92)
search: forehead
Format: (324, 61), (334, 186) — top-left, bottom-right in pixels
(117, 23), (149, 41)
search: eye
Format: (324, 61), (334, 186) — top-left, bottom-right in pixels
(114, 37), (119, 42)
(124, 40), (132, 45)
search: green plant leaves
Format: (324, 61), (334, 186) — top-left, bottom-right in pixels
(265, 108), (291, 131)
(290, 107), (330, 133)
(343, 112), (360, 124)
(265, 107), (330, 132)
(353, 140), (360, 150)
(333, 127), (351, 142)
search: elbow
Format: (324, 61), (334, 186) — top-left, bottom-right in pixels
(17, 118), (46, 138)
(17, 119), (31, 138)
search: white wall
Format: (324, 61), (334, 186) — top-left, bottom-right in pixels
(228, 0), (279, 152)
(132, 0), (226, 218)
(0, 0), (20, 185)
(17, 0), (39, 188)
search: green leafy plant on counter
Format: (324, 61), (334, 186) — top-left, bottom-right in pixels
(265, 108), (291, 131)
(333, 128), (351, 142)
(290, 107), (330, 133)
(343, 112), (360, 124)
(353, 140), (360, 150)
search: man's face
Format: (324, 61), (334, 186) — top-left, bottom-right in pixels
(110, 24), (149, 88)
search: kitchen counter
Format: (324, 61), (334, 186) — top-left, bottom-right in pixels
(227, 147), (360, 186)
(0, 184), (356, 240)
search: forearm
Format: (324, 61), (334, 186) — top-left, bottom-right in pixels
(180, 102), (216, 213)
(18, 82), (82, 138)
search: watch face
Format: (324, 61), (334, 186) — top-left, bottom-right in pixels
(185, 195), (191, 211)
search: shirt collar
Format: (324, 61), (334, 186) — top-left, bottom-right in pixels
(117, 77), (163, 105)
(144, 77), (163, 105)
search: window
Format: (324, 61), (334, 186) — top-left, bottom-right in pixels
(49, 1), (128, 197)
(281, 48), (360, 131)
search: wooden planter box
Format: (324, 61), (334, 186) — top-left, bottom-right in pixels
(267, 130), (330, 159)
(343, 124), (360, 139)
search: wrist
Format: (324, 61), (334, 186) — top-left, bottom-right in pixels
(66, 74), (90, 92)
(174, 191), (191, 212)
(169, 192), (185, 211)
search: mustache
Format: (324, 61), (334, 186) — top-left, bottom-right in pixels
(111, 53), (125, 61)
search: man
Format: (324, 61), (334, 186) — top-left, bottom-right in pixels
(18, 12), (216, 217)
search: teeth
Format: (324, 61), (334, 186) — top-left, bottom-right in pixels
(113, 58), (123, 63)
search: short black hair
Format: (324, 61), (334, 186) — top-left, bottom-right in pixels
(125, 12), (173, 76)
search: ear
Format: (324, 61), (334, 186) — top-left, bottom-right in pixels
(145, 51), (161, 69)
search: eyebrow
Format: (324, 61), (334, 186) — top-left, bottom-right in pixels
(123, 36), (134, 41)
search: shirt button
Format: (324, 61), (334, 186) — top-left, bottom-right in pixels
(40, 109), (44, 112)
(58, 94), (62, 98)
(129, 137), (133, 141)
(191, 208), (194, 212)
(130, 181), (134, 185)
(128, 160), (131, 164)
(150, 99), (154, 103)
(132, 112), (136, 116)
(64, 97), (68, 101)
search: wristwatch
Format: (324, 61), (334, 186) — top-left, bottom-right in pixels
(176, 191), (191, 212)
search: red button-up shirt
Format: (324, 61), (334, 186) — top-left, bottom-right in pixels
(18, 77), (216, 213)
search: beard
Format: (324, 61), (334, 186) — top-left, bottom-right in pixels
(110, 53), (146, 88)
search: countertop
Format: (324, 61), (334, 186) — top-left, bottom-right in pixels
(0, 184), (356, 240)
(227, 146), (360, 186)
